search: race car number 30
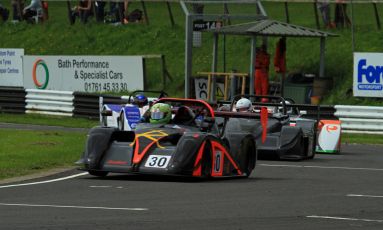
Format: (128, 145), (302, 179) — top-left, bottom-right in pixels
(145, 155), (171, 168)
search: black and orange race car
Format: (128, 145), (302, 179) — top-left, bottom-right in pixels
(77, 98), (267, 178)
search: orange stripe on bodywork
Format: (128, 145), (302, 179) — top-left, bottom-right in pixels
(132, 136), (167, 164)
(192, 141), (207, 177)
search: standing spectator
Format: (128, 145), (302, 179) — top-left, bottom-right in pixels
(70, 0), (91, 24)
(94, 0), (106, 22)
(0, 2), (10, 22)
(11, 0), (24, 21)
(254, 44), (270, 98)
(108, 0), (124, 23)
(317, 0), (335, 28)
(22, 0), (42, 23)
(334, 0), (351, 28)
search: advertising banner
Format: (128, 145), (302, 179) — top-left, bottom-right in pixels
(0, 49), (24, 87)
(354, 52), (383, 97)
(23, 56), (143, 92)
(194, 77), (225, 100)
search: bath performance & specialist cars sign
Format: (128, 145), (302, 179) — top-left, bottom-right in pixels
(23, 56), (143, 92)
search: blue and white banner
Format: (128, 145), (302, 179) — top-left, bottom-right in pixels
(354, 52), (383, 97)
(0, 49), (24, 87)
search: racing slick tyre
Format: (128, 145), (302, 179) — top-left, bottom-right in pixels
(88, 170), (108, 177)
(239, 138), (256, 177)
(118, 112), (125, 131)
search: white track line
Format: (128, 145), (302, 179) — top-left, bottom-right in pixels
(0, 203), (148, 211)
(307, 215), (383, 223)
(347, 194), (383, 198)
(0, 172), (88, 189)
(90, 186), (112, 188)
(260, 164), (383, 171)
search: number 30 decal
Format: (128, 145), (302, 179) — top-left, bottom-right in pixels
(145, 155), (171, 168)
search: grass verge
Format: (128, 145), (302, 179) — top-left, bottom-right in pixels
(0, 113), (98, 128)
(0, 129), (87, 180)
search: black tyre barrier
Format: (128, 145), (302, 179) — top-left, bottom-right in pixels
(0, 87), (26, 114)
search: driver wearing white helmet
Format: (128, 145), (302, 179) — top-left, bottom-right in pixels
(235, 98), (252, 112)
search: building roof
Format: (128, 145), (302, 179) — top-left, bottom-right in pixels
(205, 19), (338, 37)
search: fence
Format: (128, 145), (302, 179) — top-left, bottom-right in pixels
(335, 105), (383, 134)
(25, 89), (74, 116)
(0, 87), (26, 114)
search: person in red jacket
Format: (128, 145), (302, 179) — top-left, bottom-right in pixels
(254, 44), (270, 98)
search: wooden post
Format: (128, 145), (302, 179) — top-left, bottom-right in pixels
(241, 76), (246, 95)
(141, 0), (149, 25)
(373, 3), (381, 30)
(66, 1), (72, 24)
(313, 1), (320, 29)
(207, 74), (212, 102)
(284, 2), (290, 23)
(224, 75), (229, 100)
(166, 2), (175, 27)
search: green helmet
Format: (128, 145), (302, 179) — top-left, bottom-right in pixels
(149, 103), (171, 124)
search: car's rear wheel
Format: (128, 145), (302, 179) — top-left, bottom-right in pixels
(88, 170), (108, 177)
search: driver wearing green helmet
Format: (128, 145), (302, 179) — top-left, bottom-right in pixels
(149, 103), (172, 124)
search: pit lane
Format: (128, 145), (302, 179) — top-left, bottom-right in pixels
(0, 143), (382, 230)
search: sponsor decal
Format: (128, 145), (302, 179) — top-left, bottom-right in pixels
(357, 59), (383, 91)
(32, 59), (49, 89)
(326, 125), (338, 132)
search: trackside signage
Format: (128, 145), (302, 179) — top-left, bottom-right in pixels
(23, 56), (144, 92)
(0, 49), (24, 87)
(354, 52), (383, 97)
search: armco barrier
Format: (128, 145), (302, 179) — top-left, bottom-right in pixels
(73, 92), (128, 119)
(0, 87), (26, 114)
(293, 104), (336, 120)
(335, 105), (383, 134)
(25, 89), (74, 116)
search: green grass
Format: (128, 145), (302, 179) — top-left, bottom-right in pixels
(0, 129), (87, 180)
(0, 113), (98, 128)
(342, 133), (383, 145)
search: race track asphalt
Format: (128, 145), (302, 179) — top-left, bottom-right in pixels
(0, 143), (383, 230)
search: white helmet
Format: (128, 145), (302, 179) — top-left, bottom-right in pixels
(279, 100), (292, 114)
(235, 98), (252, 112)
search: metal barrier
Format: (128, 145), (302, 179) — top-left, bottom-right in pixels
(0, 87), (26, 114)
(335, 105), (383, 134)
(25, 89), (74, 116)
(73, 92), (128, 119)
